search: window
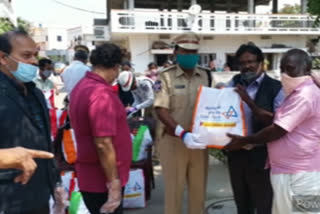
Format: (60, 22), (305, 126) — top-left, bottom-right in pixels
(199, 53), (216, 67)
(57, 36), (62, 42)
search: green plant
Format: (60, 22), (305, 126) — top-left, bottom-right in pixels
(209, 148), (227, 164)
(308, 0), (320, 26)
(0, 18), (14, 34)
(312, 57), (320, 69)
(0, 17), (31, 34)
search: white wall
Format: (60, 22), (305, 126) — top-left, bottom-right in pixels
(67, 26), (95, 50)
(128, 34), (154, 74)
(0, 0), (16, 26)
(66, 26), (95, 63)
(200, 35), (306, 60)
(127, 34), (308, 72)
(46, 27), (68, 50)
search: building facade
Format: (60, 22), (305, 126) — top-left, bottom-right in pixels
(0, 0), (17, 26)
(96, 0), (318, 73)
(30, 24), (69, 62)
(66, 26), (95, 62)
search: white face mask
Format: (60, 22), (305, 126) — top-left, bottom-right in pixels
(281, 73), (311, 96)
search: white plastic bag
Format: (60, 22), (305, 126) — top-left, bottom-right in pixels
(191, 86), (247, 148)
(50, 171), (90, 214)
(69, 192), (90, 214)
(132, 125), (153, 162)
(123, 169), (146, 208)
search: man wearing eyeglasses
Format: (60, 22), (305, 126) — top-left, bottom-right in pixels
(225, 44), (285, 214)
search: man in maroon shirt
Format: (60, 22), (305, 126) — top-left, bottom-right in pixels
(69, 43), (132, 214)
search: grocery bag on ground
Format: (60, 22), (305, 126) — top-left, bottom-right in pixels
(191, 86), (247, 149)
(132, 125), (153, 162)
(69, 192), (90, 214)
(50, 171), (90, 214)
(123, 169), (146, 208)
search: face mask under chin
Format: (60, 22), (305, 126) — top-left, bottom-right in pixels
(240, 71), (259, 86)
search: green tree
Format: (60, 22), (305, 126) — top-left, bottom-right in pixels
(0, 18), (14, 34)
(17, 17), (31, 33)
(308, 0), (320, 16)
(0, 17), (31, 34)
(308, 0), (320, 25)
(279, 4), (301, 14)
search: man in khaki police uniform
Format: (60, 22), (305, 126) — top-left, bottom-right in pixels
(154, 33), (214, 214)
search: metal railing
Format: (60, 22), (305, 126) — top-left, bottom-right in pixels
(111, 9), (320, 35)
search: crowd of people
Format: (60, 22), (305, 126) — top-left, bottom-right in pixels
(0, 28), (320, 214)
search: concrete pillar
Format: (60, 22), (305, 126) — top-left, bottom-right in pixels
(167, 0), (172, 10)
(227, 0), (232, 13)
(216, 52), (226, 71)
(272, 0), (278, 14)
(210, 0), (216, 12)
(177, 0), (183, 11)
(248, 0), (254, 14)
(128, 0), (134, 10)
(248, 0), (255, 28)
(301, 0), (308, 14)
(129, 35), (152, 74)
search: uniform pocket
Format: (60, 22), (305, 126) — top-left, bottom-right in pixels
(172, 90), (187, 110)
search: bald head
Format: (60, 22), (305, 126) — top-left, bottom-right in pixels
(280, 49), (312, 77)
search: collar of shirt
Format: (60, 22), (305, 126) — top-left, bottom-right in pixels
(135, 78), (142, 89)
(175, 64), (201, 78)
(85, 72), (113, 91)
(72, 60), (85, 65)
(293, 78), (314, 93)
(135, 77), (152, 89)
(36, 75), (48, 82)
(247, 72), (265, 88)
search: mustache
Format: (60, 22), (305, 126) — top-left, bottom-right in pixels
(241, 68), (254, 73)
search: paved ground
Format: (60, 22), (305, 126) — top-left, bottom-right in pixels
(126, 157), (236, 214)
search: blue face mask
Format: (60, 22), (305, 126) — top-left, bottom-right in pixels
(8, 57), (38, 83)
(176, 54), (199, 69)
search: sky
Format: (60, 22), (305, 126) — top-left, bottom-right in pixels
(13, 0), (301, 28)
(12, 0), (107, 28)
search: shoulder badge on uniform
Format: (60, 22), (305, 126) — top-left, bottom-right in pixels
(153, 80), (162, 92)
(196, 65), (211, 72)
(158, 64), (176, 73)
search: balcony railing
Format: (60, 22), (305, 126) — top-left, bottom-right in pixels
(111, 9), (320, 35)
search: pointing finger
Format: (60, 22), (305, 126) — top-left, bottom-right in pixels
(26, 149), (54, 159)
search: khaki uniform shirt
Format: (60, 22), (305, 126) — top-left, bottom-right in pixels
(154, 65), (214, 132)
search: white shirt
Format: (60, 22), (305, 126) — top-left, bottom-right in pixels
(132, 77), (154, 110)
(34, 77), (54, 92)
(61, 60), (90, 97)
